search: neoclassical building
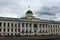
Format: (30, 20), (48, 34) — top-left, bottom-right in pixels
(0, 10), (60, 36)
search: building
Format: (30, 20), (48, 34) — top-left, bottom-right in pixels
(0, 10), (60, 36)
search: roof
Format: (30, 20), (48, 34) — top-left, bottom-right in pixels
(0, 17), (21, 21)
(0, 17), (60, 24)
(26, 10), (33, 14)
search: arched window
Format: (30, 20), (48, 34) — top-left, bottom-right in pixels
(11, 23), (13, 27)
(11, 29), (13, 32)
(0, 22), (2, 27)
(29, 23), (32, 27)
(4, 23), (6, 27)
(4, 28), (5, 32)
(26, 23), (28, 27)
(8, 23), (10, 27)
(0, 29), (1, 32)
(22, 23), (24, 27)
(18, 29), (20, 32)
(39, 24), (41, 28)
(18, 23), (20, 27)
(15, 29), (17, 32)
(22, 29), (24, 34)
(11, 33), (13, 36)
(15, 23), (17, 27)
(7, 29), (9, 32)
(33, 24), (37, 28)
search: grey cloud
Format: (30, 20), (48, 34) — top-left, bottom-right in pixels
(35, 5), (60, 20)
(38, 6), (60, 15)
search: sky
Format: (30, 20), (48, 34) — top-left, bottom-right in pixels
(0, 0), (60, 21)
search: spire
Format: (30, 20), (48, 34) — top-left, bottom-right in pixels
(28, 5), (30, 9)
(26, 5), (33, 15)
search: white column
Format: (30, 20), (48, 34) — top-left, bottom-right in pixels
(6, 23), (7, 32)
(9, 28), (11, 35)
(24, 23), (26, 35)
(20, 22), (22, 35)
(13, 28), (15, 35)
(1, 22), (3, 35)
(41, 24), (43, 32)
(28, 23), (30, 32)
(17, 23), (18, 35)
(43, 24), (45, 33)
(28, 23), (31, 35)
(40, 24), (42, 33)
(13, 22), (15, 35)
(38, 24), (40, 32)
(59, 25), (60, 33)
(32, 23), (34, 32)
(10, 22), (11, 27)
(47, 24), (48, 32)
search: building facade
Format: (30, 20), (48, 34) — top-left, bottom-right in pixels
(0, 10), (60, 36)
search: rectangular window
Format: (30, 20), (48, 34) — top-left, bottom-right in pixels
(8, 23), (10, 27)
(4, 29), (5, 32)
(22, 23), (24, 27)
(11, 29), (13, 32)
(43, 24), (44, 28)
(18, 29), (20, 32)
(11, 23), (13, 27)
(15, 29), (17, 32)
(15, 23), (17, 27)
(39, 24), (41, 28)
(26, 23), (28, 27)
(46, 24), (47, 28)
(30, 23), (32, 27)
(0, 29), (1, 32)
(8, 29), (9, 32)
(4, 23), (6, 27)
(18, 23), (20, 27)
(0, 22), (2, 26)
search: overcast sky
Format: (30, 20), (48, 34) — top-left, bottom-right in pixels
(0, 0), (60, 21)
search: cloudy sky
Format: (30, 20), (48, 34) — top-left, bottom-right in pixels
(0, 0), (60, 21)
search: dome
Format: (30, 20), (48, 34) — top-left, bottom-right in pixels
(26, 10), (33, 15)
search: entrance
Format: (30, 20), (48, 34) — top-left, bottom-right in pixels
(33, 24), (38, 35)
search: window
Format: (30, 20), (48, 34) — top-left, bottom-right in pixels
(11, 33), (13, 36)
(18, 29), (20, 32)
(29, 23), (32, 27)
(43, 24), (44, 28)
(58, 25), (59, 32)
(39, 24), (41, 28)
(15, 23), (17, 27)
(0, 22), (2, 26)
(30, 30), (32, 34)
(11, 29), (13, 32)
(15, 29), (17, 32)
(0, 29), (1, 32)
(22, 29), (24, 34)
(15, 33), (17, 35)
(7, 29), (9, 32)
(22, 23), (24, 27)
(34, 24), (37, 28)
(4, 28), (5, 32)
(26, 23), (28, 27)
(7, 33), (9, 36)
(11, 23), (13, 27)
(26, 30), (27, 33)
(8, 23), (10, 27)
(4, 23), (6, 27)
(45, 24), (47, 28)
(18, 23), (20, 27)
